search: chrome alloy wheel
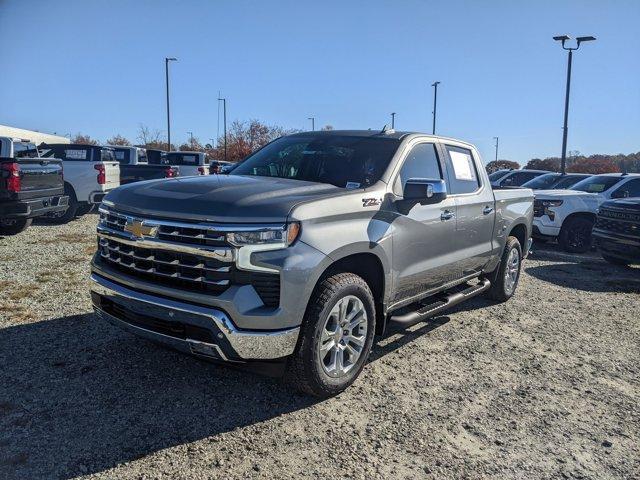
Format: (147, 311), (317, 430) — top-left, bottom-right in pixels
(318, 295), (368, 378)
(504, 247), (520, 295)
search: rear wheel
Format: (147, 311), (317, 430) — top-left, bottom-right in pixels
(558, 217), (594, 253)
(286, 272), (375, 397)
(0, 217), (32, 235)
(486, 236), (522, 302)
(75, 203), (94, 216)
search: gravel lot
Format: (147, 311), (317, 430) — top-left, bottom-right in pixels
(1, 213), (639, 479)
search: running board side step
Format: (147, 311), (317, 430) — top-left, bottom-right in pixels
(389, 278), (491, 327)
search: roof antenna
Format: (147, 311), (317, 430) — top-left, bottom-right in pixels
(380, 124), (395, 135)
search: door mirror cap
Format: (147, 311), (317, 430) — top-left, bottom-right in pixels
(403, 178), (447, 204)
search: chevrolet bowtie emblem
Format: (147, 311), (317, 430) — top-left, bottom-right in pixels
(124, 218), (158, 239)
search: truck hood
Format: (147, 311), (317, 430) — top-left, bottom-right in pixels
(534, 189), (599, 200)
(103, 174), (347, 223)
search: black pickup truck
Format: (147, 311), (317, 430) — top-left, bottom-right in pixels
(109, 146), (180, 185)
(593, 197), (640, 266)
(0, 137), (67, 235)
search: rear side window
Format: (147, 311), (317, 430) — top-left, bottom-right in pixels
(395, 143), (441, 194)
(444, 145), (480, 194)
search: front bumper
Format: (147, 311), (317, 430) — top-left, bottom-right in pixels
(592, 229), (640, 264)
(0, 195), (68, 219)
(90, 273), (300, 361)
(532, 218), (560, 238)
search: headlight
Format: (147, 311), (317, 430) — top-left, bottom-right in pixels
(542, 200), (563, 207)
(227, 222), (300, 247)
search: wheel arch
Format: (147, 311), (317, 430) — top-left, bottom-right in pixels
(312, 250), (388, 335)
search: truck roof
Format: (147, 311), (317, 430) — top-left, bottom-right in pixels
(288, 129), (475, 147)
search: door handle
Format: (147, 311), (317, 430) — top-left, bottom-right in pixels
(440, 210), (455, 221)
(483, 206), (494, 215)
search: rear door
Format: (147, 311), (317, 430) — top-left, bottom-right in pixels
(441, 143), (495, 276)
(390, 140), (459, 304)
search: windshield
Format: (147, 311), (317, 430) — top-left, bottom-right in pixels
(555, 175), (589, 189)
(230, 135), (400, 188)
(521, 173), (560, 189)
(488, 169), (510, 181)
(570, 175), (621, 193)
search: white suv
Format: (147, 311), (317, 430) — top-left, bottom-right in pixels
(533, 173), (640, 252)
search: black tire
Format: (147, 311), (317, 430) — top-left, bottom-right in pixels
(286, 272), (376, 397)
(75, 203), (94, 216)
(0, 217), (33, 235)
(45, 184), (79, 224)
(485, 236), (523, 302)
(601, 253), (629, 266)
(558, 217), (594, 253)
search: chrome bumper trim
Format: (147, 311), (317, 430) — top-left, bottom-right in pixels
(90, 273), (299, 361)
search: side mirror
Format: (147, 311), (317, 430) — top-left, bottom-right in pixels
(403, 178), (447, 204)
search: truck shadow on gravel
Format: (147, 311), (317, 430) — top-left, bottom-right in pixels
(525, 249), (640, 294)
(0, 313), (319, 479)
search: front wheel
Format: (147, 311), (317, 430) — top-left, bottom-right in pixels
(558, 217), (594, 253)
(485, 236), (523, 302)
(0, 217), (32, 235)
(286, 272), (376, 397)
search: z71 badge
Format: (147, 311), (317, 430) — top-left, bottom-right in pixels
(362, 198), (382, 207)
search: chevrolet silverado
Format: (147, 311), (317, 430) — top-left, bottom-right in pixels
(90, 130), (533, 396)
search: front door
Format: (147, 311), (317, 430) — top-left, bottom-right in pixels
(391, 141), (459, 305)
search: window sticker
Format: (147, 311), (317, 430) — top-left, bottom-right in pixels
(346, 181), (361, 189)
(65, 149), (87, 160)
(449, 151), (474, 181)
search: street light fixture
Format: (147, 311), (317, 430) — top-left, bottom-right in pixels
(553, 34), (596, 173)
(165, 57), (177, 151)
(308, 117), (315, 131)
(218, 96), (227, 161)
(431, 81), (440, 135)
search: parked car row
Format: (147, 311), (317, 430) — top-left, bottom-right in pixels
(487, 167), (640, 263)
(0, 136), (230, 234)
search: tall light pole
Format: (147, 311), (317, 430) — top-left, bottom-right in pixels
(187, 131), (194, 149)
(431, 81), (440, 135)
(165, 57), (177, 151)
(390, 112), (396, 129)
(308, 117), (315, 131)
(493, 136), (499, 162)
(553, 35), (596, 174)
(218, 96), (227, 161)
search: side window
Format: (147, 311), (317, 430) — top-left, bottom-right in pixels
(611, 178), (640, 199)
(394, 143), (441, 194)
(444, 145), (480, 194)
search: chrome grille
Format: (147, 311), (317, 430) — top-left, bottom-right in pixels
(99, 237), (231, 292)
(96, 209), (281, 306)
(595, 212), (640, 238)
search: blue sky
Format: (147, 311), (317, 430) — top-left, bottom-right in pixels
(1, 0), (638, 164)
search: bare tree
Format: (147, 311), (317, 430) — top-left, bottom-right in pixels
(136, 124), (171, 150)
(321, 125), (334, 131)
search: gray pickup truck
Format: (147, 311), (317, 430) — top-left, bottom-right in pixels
(90, 130), (533, 396)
